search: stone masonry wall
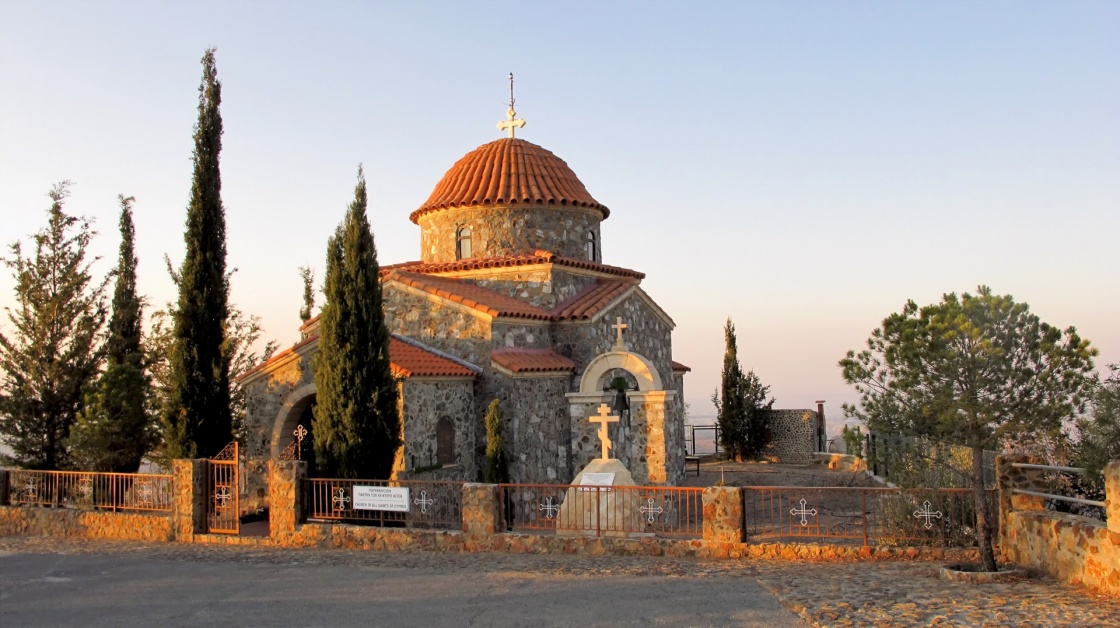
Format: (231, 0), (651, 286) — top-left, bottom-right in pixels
(401, 379), (477, 479)
(418, 205), (602, 264)
(767, 410), (820, 464)
(997, 456), (1120, 595)
(0, 507), (172, 541)
(488, 375), (573, 484)
(463, 268), (597, 312)
(382, 285), (492, 367)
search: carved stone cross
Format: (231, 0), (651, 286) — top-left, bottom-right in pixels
(612, 317), (627, 349)
(589, 403), (620, 460)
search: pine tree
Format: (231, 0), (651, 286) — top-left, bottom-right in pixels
(0, 182), (108, 469)
(70, 196), (155, 472)
(483, 399), (510, 484)
(712, 318), (748, 461)
(312, 166), (400, 479)
(162, 48), (232, 459)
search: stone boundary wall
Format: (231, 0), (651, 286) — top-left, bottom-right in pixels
(997, 455), (1119, 596)
(812, 452), (867, 472)
(0, 507), (172, 541)
(766, 410), (819, 464)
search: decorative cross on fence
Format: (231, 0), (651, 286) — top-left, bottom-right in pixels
(790, 498), (818, 526)
(23, 479), (38, 500)
(135, 480), (154, 505)
(78, 476), (93, 499)
(332, 487), (350, 511)
(215, 486), (232, 507)
(293, 424), (308, 460)
(539, 496), (559, 519)
(640, 498), (664, 524)
(913, 500), (944, 529)
(414, 490), (434, 514)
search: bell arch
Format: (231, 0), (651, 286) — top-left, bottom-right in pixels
(576, 350), (663, 394)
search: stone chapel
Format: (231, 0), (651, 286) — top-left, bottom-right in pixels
(240, 106), (689, 510)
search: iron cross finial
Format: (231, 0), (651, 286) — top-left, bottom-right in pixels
(497, 72), (526, 139)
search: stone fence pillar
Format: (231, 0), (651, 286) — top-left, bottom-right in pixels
(462, 483), (502, 536)
(269, 460), (307, 540)
(702, 486), (742, 543)
(172, 459), (206, 540)
(1105, 461), (1120, 535)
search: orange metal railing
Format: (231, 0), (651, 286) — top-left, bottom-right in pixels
(305, 478), (463, 529)
(499, 483), (705, 538)
(5, 469), (172, 513)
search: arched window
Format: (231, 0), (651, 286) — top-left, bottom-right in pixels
(586, 231), (596, 261)
(436, 417), (455, 464)
(456, 226), (472, 260)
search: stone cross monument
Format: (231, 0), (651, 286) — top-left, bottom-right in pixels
(589, 403), (620, 460)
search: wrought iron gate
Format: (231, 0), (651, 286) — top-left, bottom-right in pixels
(207, 441), (239, 534)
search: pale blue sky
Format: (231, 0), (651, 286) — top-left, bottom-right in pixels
(1, 1), (1117, 431)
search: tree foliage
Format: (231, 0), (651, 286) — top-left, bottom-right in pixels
(70, 196), (156, 471)
(162, 48), (233, 459)
(483, 399), (510, 484)
(712, 318), (773, 461)
(1077, 363), (1120, 481)
(0, 182), (108, 469)
(312, 166), (400, 479)
(840, 286), (1097, 571)
(298, 265), (315, 323)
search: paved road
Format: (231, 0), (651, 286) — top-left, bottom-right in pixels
(0, 550), (805, 627)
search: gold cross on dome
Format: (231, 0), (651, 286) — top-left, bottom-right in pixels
(497, 72), (526, 138)
(612, 316), (628, 349)
(589, 403), (620, 460)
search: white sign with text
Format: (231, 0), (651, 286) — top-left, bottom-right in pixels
(353, 486), (410, 512)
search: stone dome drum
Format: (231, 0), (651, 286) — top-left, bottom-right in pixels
(412, 138), (610, 264)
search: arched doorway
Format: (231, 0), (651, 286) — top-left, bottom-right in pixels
(272, 384), (319, 476)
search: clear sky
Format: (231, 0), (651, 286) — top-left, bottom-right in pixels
(1, 1), (1117, 433)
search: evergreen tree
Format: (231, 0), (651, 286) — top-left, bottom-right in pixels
(298, 265), (315, 323)
(483, 399), (510, 484)
(312, 166), (400, 479)
(162, 48), (232, 459)
(741, 368), (775, 459)
(0, 182), (108, 469)
(841, 286), (1097, 571)
(713, 318), (748, 461)
(70, 196), (155, 471)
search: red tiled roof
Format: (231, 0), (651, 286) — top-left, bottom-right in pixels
(491, 348), (576, 374)
(671, 361), (691, 373)
(552, 280), (636, 321)
(410, 139), (609, 223)
(389, 336), (477, 378)
(237, 333), (479, 383)
(380, 250), (645, 280)
(386, 270), (552, 320)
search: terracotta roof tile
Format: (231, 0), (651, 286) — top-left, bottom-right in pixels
(381, 250), (644, 280)
(491, 348), (576, 374)
(389, 336), (478, 378)
(411, 139), (609, 223)
(386, 270), (553, 320)
(238, 333), (480, 383)
(552, 279), (636, 321)
(671, 361), (691, 373)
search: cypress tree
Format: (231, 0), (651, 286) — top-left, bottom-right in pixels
(483, 399), (510, 484)
(162, 48), (232, 459)
(0, 182), (108, 469)
(712, 318), (748, 461)
(312, 166), (400, 479)
(71, 196), (155, 471)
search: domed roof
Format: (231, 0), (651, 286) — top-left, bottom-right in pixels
(410, 138), (609, 224)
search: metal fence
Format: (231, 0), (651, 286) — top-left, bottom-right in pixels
(305, 478), (463, 529)
(865, 432), (997, 488)
(499, 483), (705, 538)
(5, 469), (173, 513)
(742, 486), (997, 546)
